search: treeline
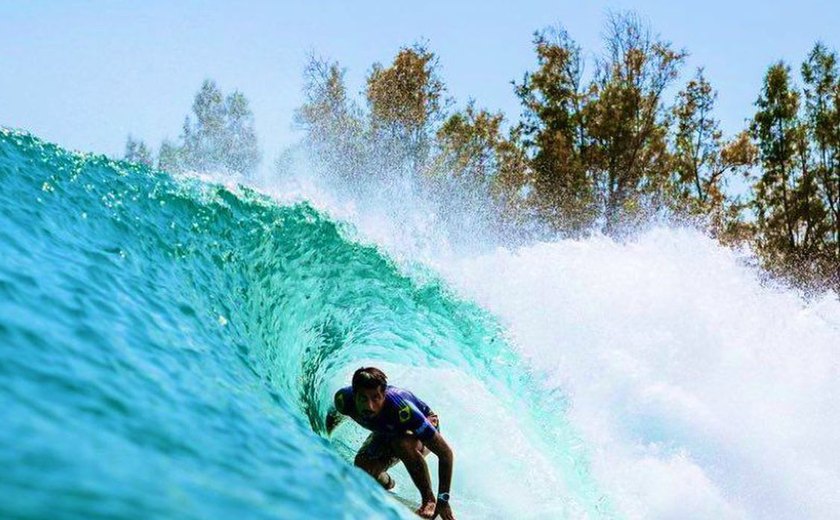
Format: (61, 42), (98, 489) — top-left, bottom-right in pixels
(124, 11), (839, 293)
(125, 80), (260, 177)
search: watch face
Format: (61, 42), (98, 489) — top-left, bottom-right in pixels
(438, 493), (450, 502)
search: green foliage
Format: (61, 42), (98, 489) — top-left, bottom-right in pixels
(749, 60), (837, 289)
(514, 12), (687, 234)
(752, 64), (818, 252)
(802, 43), (840, 281)
(223, 91), (261, 176)
(365, 44), (448, 175)
(436, 102), (504, 185)
(514, 25), (592, 232)
(294, 44), (535, 236)
(434, 102), (534, 232)
(296, 46), (449, 188)
(284, 13), (839, 291)
(588, 12), (686, 230)
(670, 69), (755, 239)
(158, 139), (183, 172)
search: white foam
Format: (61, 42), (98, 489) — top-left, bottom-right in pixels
(438, 227), (840, 519)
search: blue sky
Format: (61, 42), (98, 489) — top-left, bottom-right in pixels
(2, 1), (839, 166)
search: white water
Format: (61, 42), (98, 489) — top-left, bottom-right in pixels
(438, 228), (840, 519)
(254, 155), (840, 519)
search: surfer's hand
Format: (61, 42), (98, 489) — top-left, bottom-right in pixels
(433, 500), (455, 520)
(325, 408), (343, 435)
(416, 500), (436, 518)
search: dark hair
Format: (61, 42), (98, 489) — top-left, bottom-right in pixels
(352, 367), (388, 392)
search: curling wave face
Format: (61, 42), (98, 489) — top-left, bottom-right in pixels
(0, 130), (611, 520)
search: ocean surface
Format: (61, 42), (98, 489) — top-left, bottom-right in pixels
(1, 128), (838, 519)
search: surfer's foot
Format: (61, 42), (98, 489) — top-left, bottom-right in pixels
(416, 499), (436, 518)
(376, 472), (395, 491)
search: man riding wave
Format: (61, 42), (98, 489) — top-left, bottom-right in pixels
(326, 367), (456, 519)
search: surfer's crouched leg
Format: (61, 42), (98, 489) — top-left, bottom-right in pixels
(355, 433), (399, 490)
(390, 435), (434, 505)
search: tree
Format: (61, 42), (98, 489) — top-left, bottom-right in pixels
(294, 56), (365, 184)
(514, 26), (593, 232)
(124, 135), (152, 166)
(436, 102), (505, 185)
(433, 102), (536, 234)
(182, 80), (227, 171)
(158, 139), (183, 172)
(514, 13), (687, 235)
(670, 69), (755, 233)
(491, 127), (536, 234)
(223, 91), (260, 175)
(365, 44), (447, 176)
(586, 11), (687, 230)
(802, 43), (840, 284)
(751, 62), (827, 275)
(166, 79), (261, 176)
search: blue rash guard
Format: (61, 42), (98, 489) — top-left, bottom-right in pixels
(334, 385), (438, 442)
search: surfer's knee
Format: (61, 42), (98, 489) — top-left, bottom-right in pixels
(354, 452), (371, 470)
(391, 436), (423, 460)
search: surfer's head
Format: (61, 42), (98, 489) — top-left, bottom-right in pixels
(352, 367), (387, 419)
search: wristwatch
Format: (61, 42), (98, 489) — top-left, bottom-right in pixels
(437, 492), (450, 503)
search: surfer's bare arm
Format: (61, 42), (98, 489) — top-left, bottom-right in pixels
(326, 389), (350, 435)
(424, 432), (455, 519)
(325, 407), (344, 435)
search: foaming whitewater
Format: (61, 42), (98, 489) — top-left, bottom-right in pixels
(435, 229), (840, 519)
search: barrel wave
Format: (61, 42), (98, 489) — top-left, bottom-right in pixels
(0, 129), (609, 519)
(3, 128), (839, 520)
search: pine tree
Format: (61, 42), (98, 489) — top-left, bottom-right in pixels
(436, 102), (505, 186)
(294, 56), (365, 184)
(365, 44), (447, 176)
(158, 139), (183, 172)
(434, 102), (533, 230)
(182, 79), (227, 171)
(514, 13), (686, 235)
(223, 91), (260, 176)
(802, 43), (840, 285)
(157, 79), (260, 177)
(751, 62), (827, 276)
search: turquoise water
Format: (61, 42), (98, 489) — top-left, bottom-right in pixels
(0, 129), (609, 519)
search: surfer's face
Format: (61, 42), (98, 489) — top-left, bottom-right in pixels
(355, 387), (385, 418)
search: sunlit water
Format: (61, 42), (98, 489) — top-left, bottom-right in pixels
(1, 129), (838, 519)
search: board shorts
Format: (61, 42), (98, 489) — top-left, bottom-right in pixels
(358, 413), (440, 467)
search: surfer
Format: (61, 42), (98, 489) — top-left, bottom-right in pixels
(326, 367), (456, 520)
